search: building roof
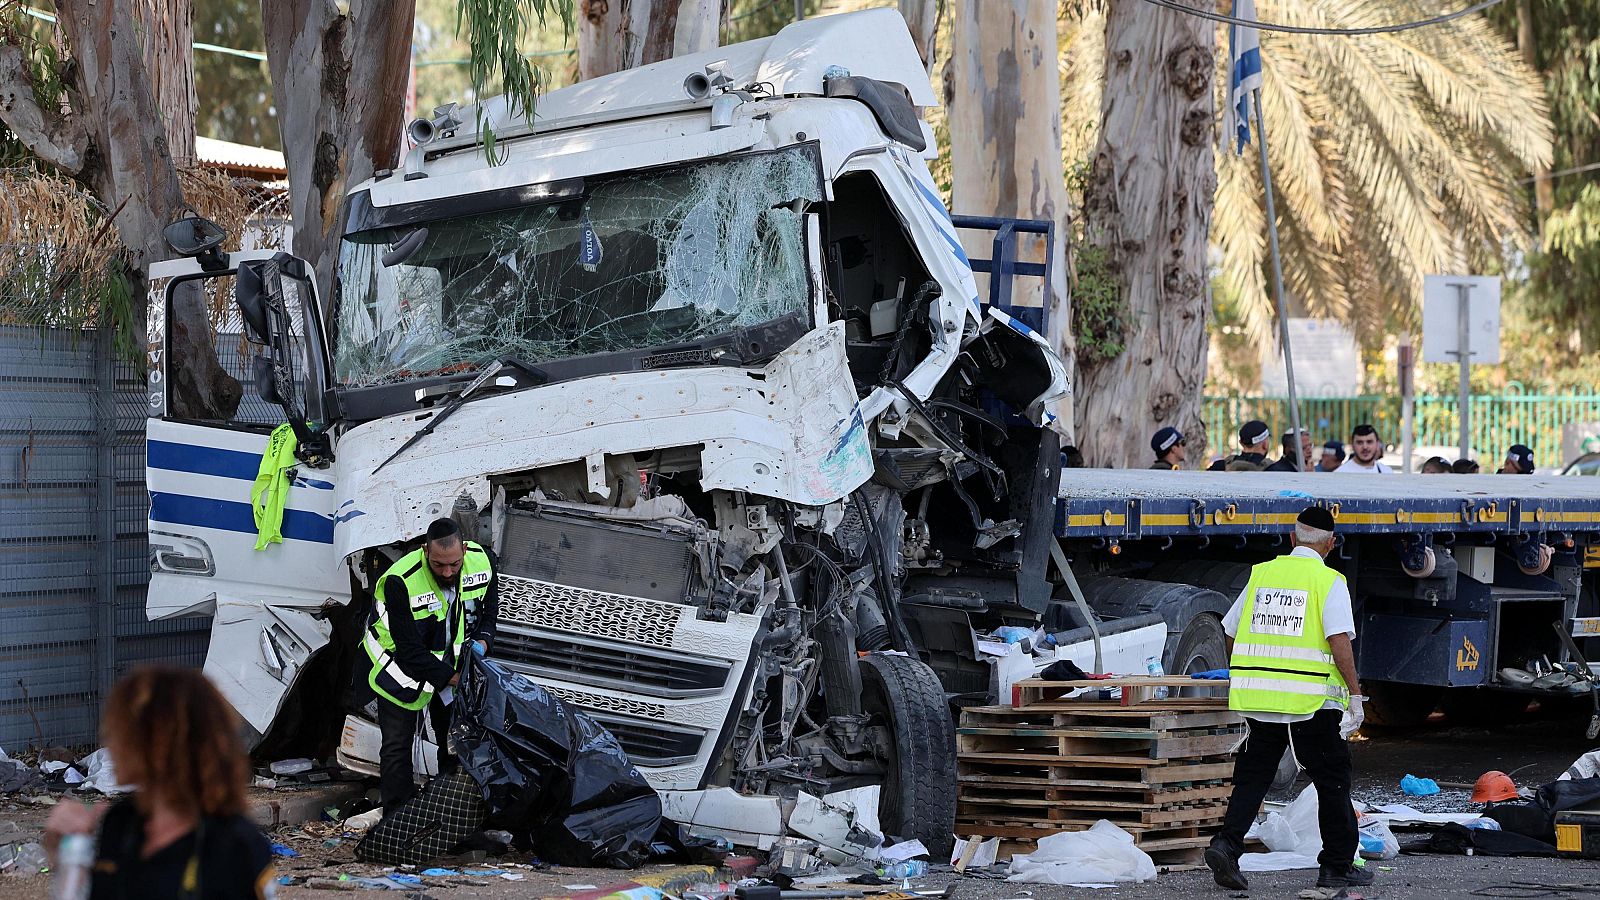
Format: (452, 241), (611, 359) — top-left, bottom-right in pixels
(195, 136), (287, 178)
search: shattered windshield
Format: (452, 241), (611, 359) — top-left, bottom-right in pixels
(334, 144), (821, 386)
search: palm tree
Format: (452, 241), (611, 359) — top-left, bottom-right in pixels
(1063, 0), (1553, 347)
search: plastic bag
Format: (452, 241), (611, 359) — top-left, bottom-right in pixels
(1006, 821), (1157, 885)
(450, 656), (661, 868)
(1401, 774), (1440, 796)
(1358, 817), (1399, 860)
(1258, 785), (1323, 857)
(75, 749), (128, 795)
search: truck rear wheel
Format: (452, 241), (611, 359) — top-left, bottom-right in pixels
(860, 653), (956, 858)
(1363, 681), (1442, 729)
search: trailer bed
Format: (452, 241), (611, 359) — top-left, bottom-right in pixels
(1054, 470), (1600, 539)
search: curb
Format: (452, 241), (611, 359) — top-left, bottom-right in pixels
(247, 784), (363, 830)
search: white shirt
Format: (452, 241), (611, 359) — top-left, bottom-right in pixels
(1335, 457), (1392, 473)
(1222, 546), (1356, 723)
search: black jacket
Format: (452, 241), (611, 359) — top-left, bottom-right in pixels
(381, 547), (501, 690)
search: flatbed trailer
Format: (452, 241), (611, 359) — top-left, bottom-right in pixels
(1051, 469), (1600, 726)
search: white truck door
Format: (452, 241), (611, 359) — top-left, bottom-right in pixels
(145, 249), (350, 741)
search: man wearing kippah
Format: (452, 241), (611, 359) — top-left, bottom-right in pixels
(1149, 427), (1187, 470)
(1205, 506), (1371, 892)
(1208, 419), (1273, 471)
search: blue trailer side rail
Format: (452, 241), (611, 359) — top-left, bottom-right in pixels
(1052, 470), (1600, 542)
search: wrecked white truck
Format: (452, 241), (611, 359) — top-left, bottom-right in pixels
(143, 9), (1103, 855)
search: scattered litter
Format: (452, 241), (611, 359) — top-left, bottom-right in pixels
(3, 841), (47, 876)
(344, 808), (383, 831)
(1239, 851), (1319, 872)
(1006, 821), (1156, 885)
(951, 836), (999, 869)
(1369, 804), (1488, 827)
(462, 868), (506, 876)
(420, 868), (459, 877)
(499, 873), (526, 881)
(1401, 774), (1440, 797)
(1359, 818), (1400, 860)
(62, 768), (83, 785)
(878, 839), (928, 863)
(270, 843), (300, 858)
(563, 885), (599, 890)
(880, 860), (927, 880)
(270, 758), (314, 776)
(76, 748), (129, 794)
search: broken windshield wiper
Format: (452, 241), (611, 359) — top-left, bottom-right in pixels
(372, 358), (547, 474)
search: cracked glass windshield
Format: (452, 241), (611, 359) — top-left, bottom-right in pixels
(334, 145), (821, 386)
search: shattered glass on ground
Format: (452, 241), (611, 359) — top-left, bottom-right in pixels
(334, 145), (822, 386)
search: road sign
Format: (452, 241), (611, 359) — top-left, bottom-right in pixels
(1422, 275), (1501, 364)
(1260, 318), (1360, 396)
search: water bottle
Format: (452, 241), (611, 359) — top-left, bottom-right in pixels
(1146, 657), (1169, 700)
(50, 834), (93, 898)
(881, 860), (927, 880)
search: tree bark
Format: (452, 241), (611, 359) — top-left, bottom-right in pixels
(263, 0), (416, 312)
(135, 0), (197, 167)
(945, 0), (1074, 437)
(899, 0), (938, 74)
(1518, 0), (1553, 223)
(1075, 0), (1215, 468)
(581, 0), (721, 79)
(5, 0), (240, 421)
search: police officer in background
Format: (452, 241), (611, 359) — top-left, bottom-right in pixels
(361, 518), (500, 816)
(1149, 427), (1186, 470)
(1209, 420), (1274, 471)
(1205, 506), (1371, 892)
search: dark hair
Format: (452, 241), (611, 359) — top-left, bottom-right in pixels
(1282, 432), (1303, 451)
(1421, 456), (1450, 473)
(1062, 446), (1086, 469)
(102, 667), (248, 818)
(1352, 423), (1378, 439)
(1451, 458), (1480, 474)
(425, 517), (462, 547)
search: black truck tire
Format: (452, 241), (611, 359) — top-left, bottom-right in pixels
(1363, 681), (1442, 728)
(1170, 613), (1229, 675)
(860, 653), (956, 858)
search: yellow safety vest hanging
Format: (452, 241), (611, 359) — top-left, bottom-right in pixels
(1228, 554), (1350, 716)
(251, 423), (298, 550)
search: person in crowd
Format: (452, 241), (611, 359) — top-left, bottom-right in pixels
(1335, 424), (1393, 473)
(1420, 456), (1451, 474)
(1452, 458), (1481, 474)
(1499, 444), (1535, 475)
(1267, 428), (1314, 472)
(1210, 420), (1274, 471)
(1150, 427), (1187, 470)
(1317, 440), (1346, 472)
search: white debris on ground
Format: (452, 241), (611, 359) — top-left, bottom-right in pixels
(1352, 787), (1474, 815)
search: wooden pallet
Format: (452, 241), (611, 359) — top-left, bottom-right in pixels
(1012, 675), (1230, 709)
(957, 679), (1242, 863)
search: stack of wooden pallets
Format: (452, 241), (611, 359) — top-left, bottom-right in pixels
(955, 676), (1242, 866)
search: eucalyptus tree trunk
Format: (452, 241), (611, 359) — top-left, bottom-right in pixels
(899, 0), (938, 73)
(135, 0), (197, 167)
(945, 0), (1074, 437)
(1074, 0), (1215, 468)
(262, 0), (416, 311)
(580, 0), (722, 80)
(0, 0), (238, 419)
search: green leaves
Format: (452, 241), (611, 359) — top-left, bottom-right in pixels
(454, 0), (573, 161)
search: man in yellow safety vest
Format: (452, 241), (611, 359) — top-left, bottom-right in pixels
(361, 518), (500, 816)
(1205, 506), (1370, 892)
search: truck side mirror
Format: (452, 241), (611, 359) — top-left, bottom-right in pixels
(252, 355), (286, 406)
(235, 263), (272, 343)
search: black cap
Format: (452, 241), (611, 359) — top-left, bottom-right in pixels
(1239, 420), (1271, 447)
(1507, 444), (1534, 474)
(1297, 506), (1336, 532)
(1322, 439), (1345, 458)
(1152, 427), (1184, 455)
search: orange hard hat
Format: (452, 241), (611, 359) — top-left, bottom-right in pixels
(1472, 770), (1518, 803)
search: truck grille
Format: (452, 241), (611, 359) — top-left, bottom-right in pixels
(586, 713), (704, 767)
(493, 624), (731, 699)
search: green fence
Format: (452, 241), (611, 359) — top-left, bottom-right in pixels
(1202, 390), (1600, 470)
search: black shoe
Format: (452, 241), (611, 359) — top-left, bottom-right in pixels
(1205, 842), (1249, 890)
(1317, 863), (1375, 888)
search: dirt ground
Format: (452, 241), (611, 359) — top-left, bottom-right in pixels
(0, 712), (1596, 899)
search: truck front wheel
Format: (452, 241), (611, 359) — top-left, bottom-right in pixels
(860, 653), (956, 858)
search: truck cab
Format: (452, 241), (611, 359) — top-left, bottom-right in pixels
(144, 9), (1074, 853)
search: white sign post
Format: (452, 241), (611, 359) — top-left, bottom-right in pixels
(1422, 275), (1501, 461)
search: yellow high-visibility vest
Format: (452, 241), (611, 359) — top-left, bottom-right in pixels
(1228, 554), (1350, 716)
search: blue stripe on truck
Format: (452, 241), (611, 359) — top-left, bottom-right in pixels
(148, 439), (334, 490)
(149, 492), (336, 544)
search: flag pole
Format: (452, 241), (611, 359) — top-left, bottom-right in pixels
(1251, 87), (1306, 471)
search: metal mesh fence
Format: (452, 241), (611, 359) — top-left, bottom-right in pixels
(0, 257), (211, 751)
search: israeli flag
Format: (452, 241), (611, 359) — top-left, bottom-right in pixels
(1224, 0), (1263, 155)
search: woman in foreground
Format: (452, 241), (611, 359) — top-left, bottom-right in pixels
(45, 667), (275, 899)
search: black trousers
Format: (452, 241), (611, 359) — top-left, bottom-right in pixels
(377, 695), (456, 815)
(1214, 708), (1358, 868)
